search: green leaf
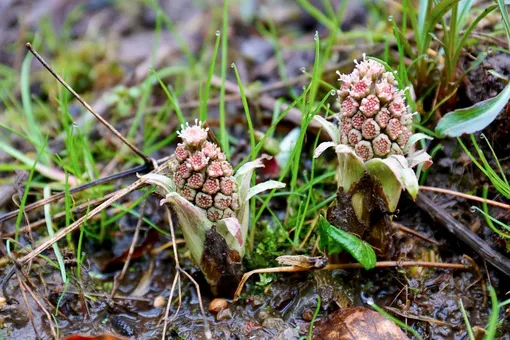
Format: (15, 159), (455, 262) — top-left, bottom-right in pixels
(436, 83), (510, 137)
(317, 216), (376, 269)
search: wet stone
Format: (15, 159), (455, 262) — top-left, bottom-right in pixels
(209, 298), (228, 313)
(216, 307), (233, 321)
(301, 308), (314, 322)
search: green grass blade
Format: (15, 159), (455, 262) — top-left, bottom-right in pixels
(200, 31), (221, 122)
(44, 186), (67, 283)
(219, 0), (230, 158)
(459, 298), (476, 340)
(485, 286), (500, 339)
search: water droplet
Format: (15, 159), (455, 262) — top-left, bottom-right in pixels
(302, 85), (307, 90)
(388, 15), (393, 22)
(487, 48), (493, 55)
(231, 63), (235, 68)
(423, 55), (430, 61)
(366, 297), (374, 305)
(300, 67), (306, 73)
(314, 31), (318, 41)
(330, 90), (336, 95)
(215, 30), (220, 36)
(72, 122), (78, 128)
(470, 206), (476, 213)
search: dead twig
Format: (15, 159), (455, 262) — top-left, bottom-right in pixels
(0, 159), (167, 224)
(110, 201), (147, 297)
(384, 306), (456, 328)
(25, 43), (153, 166)
(16, 163), (167, 266)
(18, 277), (58, 338)
(1, 192), (117, 238)
(419, 186), (510, 210)
(15, 272), (40, 339)
(233, 260), (469, 301)
(394, 222), (441, 246)
(416, 193), (510, 276)
(161, 206), (211, 340)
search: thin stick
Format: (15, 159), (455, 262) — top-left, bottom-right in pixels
(0, 158), (163, 223)
(394, 222), (441, 246)
(233, 261), (468, 301)
(419, 186), (510, 210)
(2, 192), (117, 238)
(25, 43), (153, 166)
(177, 267), (212, 339)
(19, 278), (58, 339)
(15, 273), (40, 338)
(17, 174), (150, 265)
(162, 206), (210, 340)
(417, 193), (510, 276)
(110, 201), (147, 297)
(54, 289), (152, 302)
(161, 207), (181, 339)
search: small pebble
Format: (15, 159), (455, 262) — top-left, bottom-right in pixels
(302, 308), (314, 322)
(209, 298), (228, 313)
(153, 295), (166, 308)
(216, 307), (233, 321)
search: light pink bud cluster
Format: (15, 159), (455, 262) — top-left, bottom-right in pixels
(169, 120), (238, 222)
(336, 57), (414, 161)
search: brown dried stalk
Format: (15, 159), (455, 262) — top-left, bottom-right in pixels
(233, 260), (469, 301)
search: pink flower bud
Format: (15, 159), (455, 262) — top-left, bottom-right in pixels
(202, 178), (220, 195)
(220, 177), (235, 195)
(359, 95), (380, 117)
(375, 108), (391, 129)
(341, 96), (359, 117)
(175, 144), (189, 162)
(189, 152), (208, 171)
(187, 172), (205, 189)
(348, 129), (362, 146)
(177, 163), (192, 179)
(181, 186), (197, 202)
(207, 160), (223, 177)
(351, 112), (366, 130)
(214, 193), (232, 210)
(372, 134), (391, 157)
(361, 119), (381, 140)
(386, 118), (402, 141)
(195, 192), (213, 209)
(207, 207), (223, 222)
(354, 141), (374, 161)
(202, 141), (218, 160)
(349, 77), (372, 99)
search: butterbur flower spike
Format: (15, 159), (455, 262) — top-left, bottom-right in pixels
(141, 120), (285, 296)
(314, 56), (432, 213)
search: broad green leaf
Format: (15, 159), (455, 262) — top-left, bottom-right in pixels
(436, 83), (510, 137)
(318, 216), (376, 269)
